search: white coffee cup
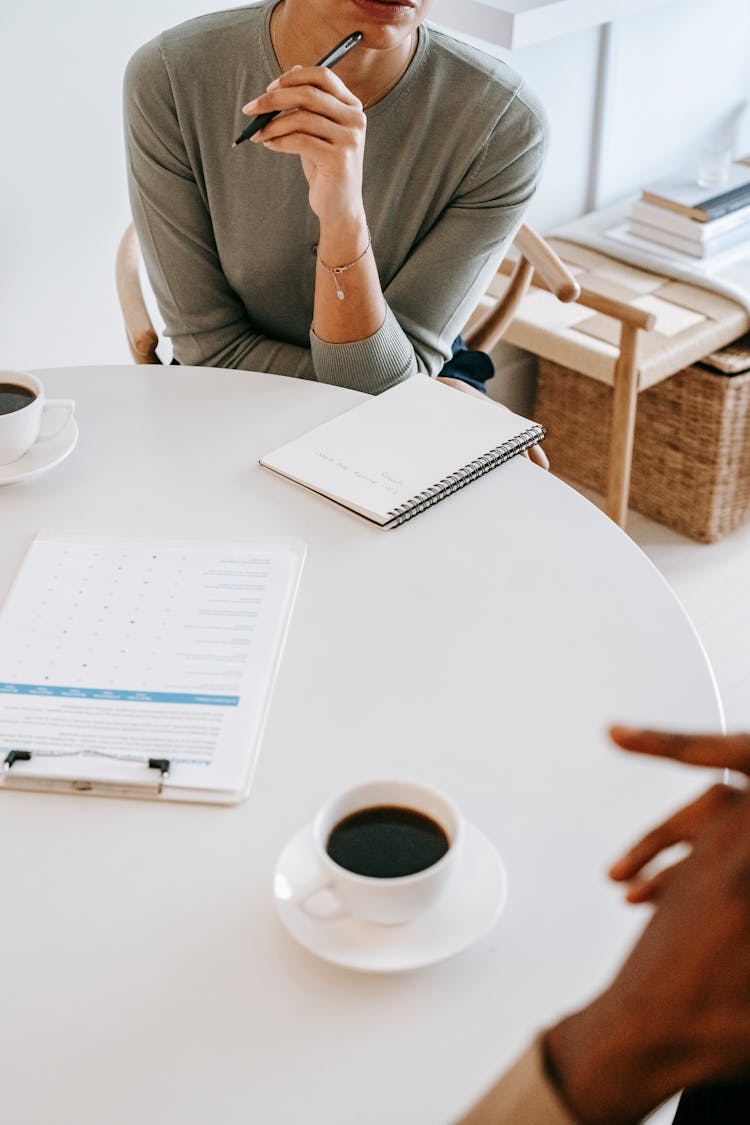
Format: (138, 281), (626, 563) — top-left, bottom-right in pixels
(0, 369), (75, 466)
(284, 779), (464, 926)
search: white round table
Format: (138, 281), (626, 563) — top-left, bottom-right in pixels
(0, 366), (722, 1124)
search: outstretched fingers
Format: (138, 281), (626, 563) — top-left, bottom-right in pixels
(609, 725), (750, 775)
(609, 783), (741, 897)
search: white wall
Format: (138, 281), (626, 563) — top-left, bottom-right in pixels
(450, 0), (750, 411)
(2, 0), (749, 376)
(597, 0), (750, 207)
(1, 1), (226, 372)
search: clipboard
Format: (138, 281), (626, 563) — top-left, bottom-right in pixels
(0, 534), (306, 804)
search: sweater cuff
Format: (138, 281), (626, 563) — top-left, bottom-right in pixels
(309, 305), (419, 394)
(455, 1036), (581, 1125)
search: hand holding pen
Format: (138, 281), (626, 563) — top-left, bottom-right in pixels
(233, 31), (363, 147)
(236, 27), (385, 365)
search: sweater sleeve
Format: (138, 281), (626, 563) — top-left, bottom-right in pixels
(454, 1037), (582, 1125)
(123, 38), (314, 377)
(309, 85), (547, 391)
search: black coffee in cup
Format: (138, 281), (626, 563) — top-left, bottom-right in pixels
(326, 805), (449, 878)
(0, 384), (36, 416)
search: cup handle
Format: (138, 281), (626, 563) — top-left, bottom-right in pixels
(276, 851), (348, 921)
(295, 874), (348, 921)
(38, 399), (75, 442)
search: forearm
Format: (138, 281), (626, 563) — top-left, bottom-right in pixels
(543, 997), (686, 1125)
(313, 210), (385, 343)
(456, 1013), (670, 1125)
(310, 303), (419, 391)
(311, 208), (432, 391)
(131, 191), (315, 377)
(308, 197), (420, 392)
(170, 310), (314, 378)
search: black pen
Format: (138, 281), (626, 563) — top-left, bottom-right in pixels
(232, 31), (364, 148)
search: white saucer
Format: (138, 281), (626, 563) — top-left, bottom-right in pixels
(274, 820), (508, 973)
(0, 416), (78, 485)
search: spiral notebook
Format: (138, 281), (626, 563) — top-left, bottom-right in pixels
(260, 374), (545, 528)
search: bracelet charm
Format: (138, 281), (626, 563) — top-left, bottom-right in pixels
(317, 233), (372, 300)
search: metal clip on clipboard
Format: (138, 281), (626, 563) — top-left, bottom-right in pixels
(3, 750), (171, 798)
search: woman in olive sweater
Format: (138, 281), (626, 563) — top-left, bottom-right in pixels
(124, 0), (548, 464)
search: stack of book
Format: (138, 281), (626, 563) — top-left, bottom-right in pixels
(625, 160), (750, 260)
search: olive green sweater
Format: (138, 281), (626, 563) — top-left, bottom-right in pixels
(124, 1), (546, 392)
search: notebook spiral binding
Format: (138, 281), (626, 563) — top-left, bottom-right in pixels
(384, 425), (546, 529)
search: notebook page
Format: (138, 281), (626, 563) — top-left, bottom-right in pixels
(261, 375), (536, 521)
(0, 535), (304, 798)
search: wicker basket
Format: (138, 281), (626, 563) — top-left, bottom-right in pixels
(534, 358), (750, 543)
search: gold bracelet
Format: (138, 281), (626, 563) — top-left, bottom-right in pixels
(316, 233), (372, 301)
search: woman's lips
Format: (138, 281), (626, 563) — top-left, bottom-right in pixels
(351, 0), (417, 21)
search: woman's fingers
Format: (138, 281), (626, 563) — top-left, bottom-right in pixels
(243, 86), (360, 122)
(241, 74), (366, 163)
(527, 444), (549, 469)
(242, 68), (368, 227)
(271, 63), (363, 105)
(243, 65), (362, 120)
(609, 726), (750, 775)
(251, 110), (358, 150)
(609, 783), (740, 883)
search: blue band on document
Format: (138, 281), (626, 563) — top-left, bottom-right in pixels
(0, 682), (239, 706)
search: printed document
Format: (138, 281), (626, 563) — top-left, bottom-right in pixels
(0, 534), (304, 801)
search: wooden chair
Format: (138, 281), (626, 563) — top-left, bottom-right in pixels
(115, 225), (161, 365)
(466, 225), (657, 528)
(464, 224), (581, 352)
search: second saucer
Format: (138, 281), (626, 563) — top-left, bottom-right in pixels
(274, 819), (508, 973)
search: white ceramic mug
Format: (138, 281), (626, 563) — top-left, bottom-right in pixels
(0, 370), (75, 466)
(284, 779), (464, 926)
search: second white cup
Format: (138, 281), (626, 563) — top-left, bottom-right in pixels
(0, 369), (75, 466)
(289, 779), (464, 926)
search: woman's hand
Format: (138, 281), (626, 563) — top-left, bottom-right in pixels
(243, 64), (381, 343)
(436, 376), (550, 469)
(608, 727), (750, 903)
(242, 65), (367, 229)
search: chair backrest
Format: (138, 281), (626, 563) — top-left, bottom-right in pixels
(115, 224), (162, 365)
(463, 224), (581, 354)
